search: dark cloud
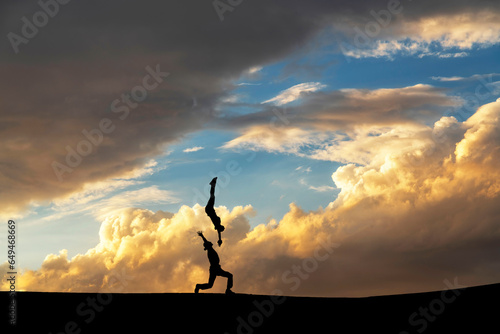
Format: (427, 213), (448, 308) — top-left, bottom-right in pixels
(0, 0), (328, 213)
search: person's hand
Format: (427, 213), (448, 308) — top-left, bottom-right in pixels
(217, 239), (223, 247)
(197, 231), (204, 237)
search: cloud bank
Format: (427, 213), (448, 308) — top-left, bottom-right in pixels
(6, 100), (500, 297)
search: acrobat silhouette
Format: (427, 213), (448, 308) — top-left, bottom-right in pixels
(195, 231), (234, 294)
(205, 177), (224, 246)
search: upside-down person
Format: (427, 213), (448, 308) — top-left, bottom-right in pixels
(205, 177), (224, 246)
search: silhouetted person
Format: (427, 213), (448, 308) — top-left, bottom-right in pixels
(205, 177), (224, 246)
(195, 231), (234, 295)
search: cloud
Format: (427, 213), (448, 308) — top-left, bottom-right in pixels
(228, 84), (458, 131)
(296, 166), (312, 173)
(26, 159), (175, 226)
(93, 186), (180, 219)
(237, 82), (262, 86)
(44, 184), (180, 224)
(308, 123), (434, 165)
(222, 84), (459, 159)
(5, 205), (257, 293)
(262, 82), (327, 105)
(431, 76), (468, 82)
(299, 177), (336, 192)
(247, 66), (263, 75)
(221, 126), (327, 155)
(308, 185), (336, 192)
(408, 11), (500, 50)
(431, 73), (500, 82)
(338, 10), (500, 59)
(8, 100), (500, 297)
(341, 40), (471, 60)
(183, 146), (205, 153)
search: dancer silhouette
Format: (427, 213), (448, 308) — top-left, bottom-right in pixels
(195, 231), (234, 294)
(205, 177), (224, 246)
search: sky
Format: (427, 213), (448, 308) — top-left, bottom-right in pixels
(1, 0), (500, 297)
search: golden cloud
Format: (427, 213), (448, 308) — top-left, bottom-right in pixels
(4, 100), (500, 297)
(339, 10), (500, 58)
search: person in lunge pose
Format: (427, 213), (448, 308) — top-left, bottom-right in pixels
(195, 231), (234, 294)
(205, 177), (224, 246)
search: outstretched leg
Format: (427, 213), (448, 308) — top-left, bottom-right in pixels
(205, 177), (217, 215)
(218, 268), (233, 292)
(209, 177), (217, 197)
(204, 177), (224, 246)
(195, 271), (217, 293)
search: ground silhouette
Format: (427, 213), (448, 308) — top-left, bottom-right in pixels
(2, 283), (499, 333)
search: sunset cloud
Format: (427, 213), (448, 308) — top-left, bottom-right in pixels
(6, 100), (500, 297)
(338, 10), (500, 59)
(223, 84), (459, 160)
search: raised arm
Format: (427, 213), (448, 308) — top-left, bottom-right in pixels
(217, 230), (222, 247)
(197, 231), (208, 243)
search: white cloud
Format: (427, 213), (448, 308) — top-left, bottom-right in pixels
(39, 160), (171, 222)
(340, 11), (500, 59)
(296, 166), (312, 173)
(93, 186), (180, 219)
(221, 95), (241, 103)
(431, 76), (467, 82)
(53, 164), (159, 208)
(309, 185), (336, 192)
(237, 82), (262, 86)
(262, 82), (326, 106)
(421, 51), (469, 59)
(300, 177), (336, 192)
(221, 126), (327, 155)
(431, 73), (500, 82)
(247, 66), (263, 74)
(183, 146), (205, 153)
(342, 40), (471, 60)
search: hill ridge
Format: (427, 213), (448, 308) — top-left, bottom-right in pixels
(3, 282), (499, 333)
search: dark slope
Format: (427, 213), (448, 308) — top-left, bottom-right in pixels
(2, 283), (499, 333)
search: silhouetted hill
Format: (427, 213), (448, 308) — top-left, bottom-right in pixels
(2, 283), (499, 333)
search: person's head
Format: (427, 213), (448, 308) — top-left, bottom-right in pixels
(203, 241), (213, 250)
